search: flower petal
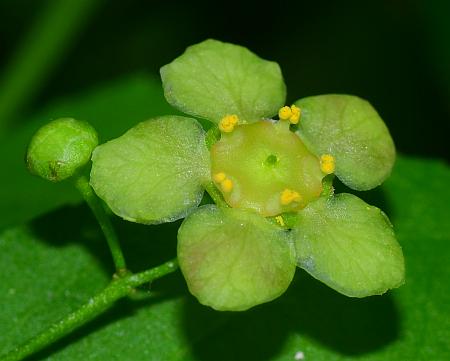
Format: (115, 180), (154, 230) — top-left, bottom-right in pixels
(293, 193), (405, 297)
(161, 39), (286, 124)
(178, 205), (295, 311)
(295, 95), (395, 190)
(90, 116), (210, 224)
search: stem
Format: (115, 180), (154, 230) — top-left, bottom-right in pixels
(0, 0), (102, 134)
(1, 259), (178, 361)
(204, 126), (221, 149)
(204, 181), (229, 208)
(321, 174), (335, 199)
(74, 175), (127, 273)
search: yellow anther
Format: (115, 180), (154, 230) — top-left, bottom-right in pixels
(278, 106), (292, 120)
(213, 172), (226, 183)
(219, 114), (239, 133)
(220, 178), (233, 192)
(278, 105), (301, 124)
(320, 154), (336, 174)
(289, 105), (301, 124)
(213, 171), (233, 192)
(275, 215), (285, 227)
(280, 189), (302, 206)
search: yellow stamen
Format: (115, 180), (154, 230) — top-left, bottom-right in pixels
(278, 106), (292, 120)
(278, 105), (301, 124)
(220, 178), (233, 192)
(289, 105), (301, 124)
(275, 215), (285, 227)
(213, 172), (226, 183)
(280, 188), (302, 205)
(320, 154), (336, 174)
(219, 114), (239, 133)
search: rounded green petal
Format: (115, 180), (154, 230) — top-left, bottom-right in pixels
(26, 118), (98, 182)
(90, 116), (210, 224)
(295, 95), (395, 190)
(178, 205), (295, 311)
(161, 39), (286, 124)
(293, 193), (404, 297)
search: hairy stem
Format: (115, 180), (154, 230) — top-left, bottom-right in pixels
(1, 259), (178, 361)
(74, 175), (127, 273)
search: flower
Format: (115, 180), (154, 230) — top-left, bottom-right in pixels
(90, 39), (405, 311)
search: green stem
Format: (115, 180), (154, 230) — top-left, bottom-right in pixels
(0, 259), (178, 361)
(74, 175), (127, 273)
(321, 174), (335, 199)
(204, 181), (229, 208)
(204, 126), (221, 149)
(0, 0), (102, 134)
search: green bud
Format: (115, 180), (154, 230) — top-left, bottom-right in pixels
(26, 118), (98, 182)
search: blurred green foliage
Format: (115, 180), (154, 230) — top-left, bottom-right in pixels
(0, 0), (449, 159)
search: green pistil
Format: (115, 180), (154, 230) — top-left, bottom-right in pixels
(211, 120), (325, 216)
(264, 154), (279, 166)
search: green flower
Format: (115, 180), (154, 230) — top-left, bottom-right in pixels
(90, 39), (405, 311)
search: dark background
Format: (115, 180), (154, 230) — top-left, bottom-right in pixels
(0, 0), (449, 160)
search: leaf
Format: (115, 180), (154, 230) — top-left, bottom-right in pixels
(160, 39), (286, 124)
(293, 193), (404, 297)
(0, 154), (449, 361)
(0, 74), (173, 230)
(295, 95), (395, 191)
(177, 205), (295, 311)
(90, 116), (210, 224)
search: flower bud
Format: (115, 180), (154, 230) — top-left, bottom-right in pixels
(26, 118), (98, 182)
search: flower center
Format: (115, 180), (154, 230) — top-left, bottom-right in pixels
(211, 120), (325, 217)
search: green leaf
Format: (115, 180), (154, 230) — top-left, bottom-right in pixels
(0, 155), (449, 360)
(0, 75), (173, 230)
(293, 193), (404, 297)
(90, 116), (210, 224)
(177, 205), (296, 311)
(160, 39), (286, 124)
(381, 156), (450, 241)
(295, 94), (395, 191)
